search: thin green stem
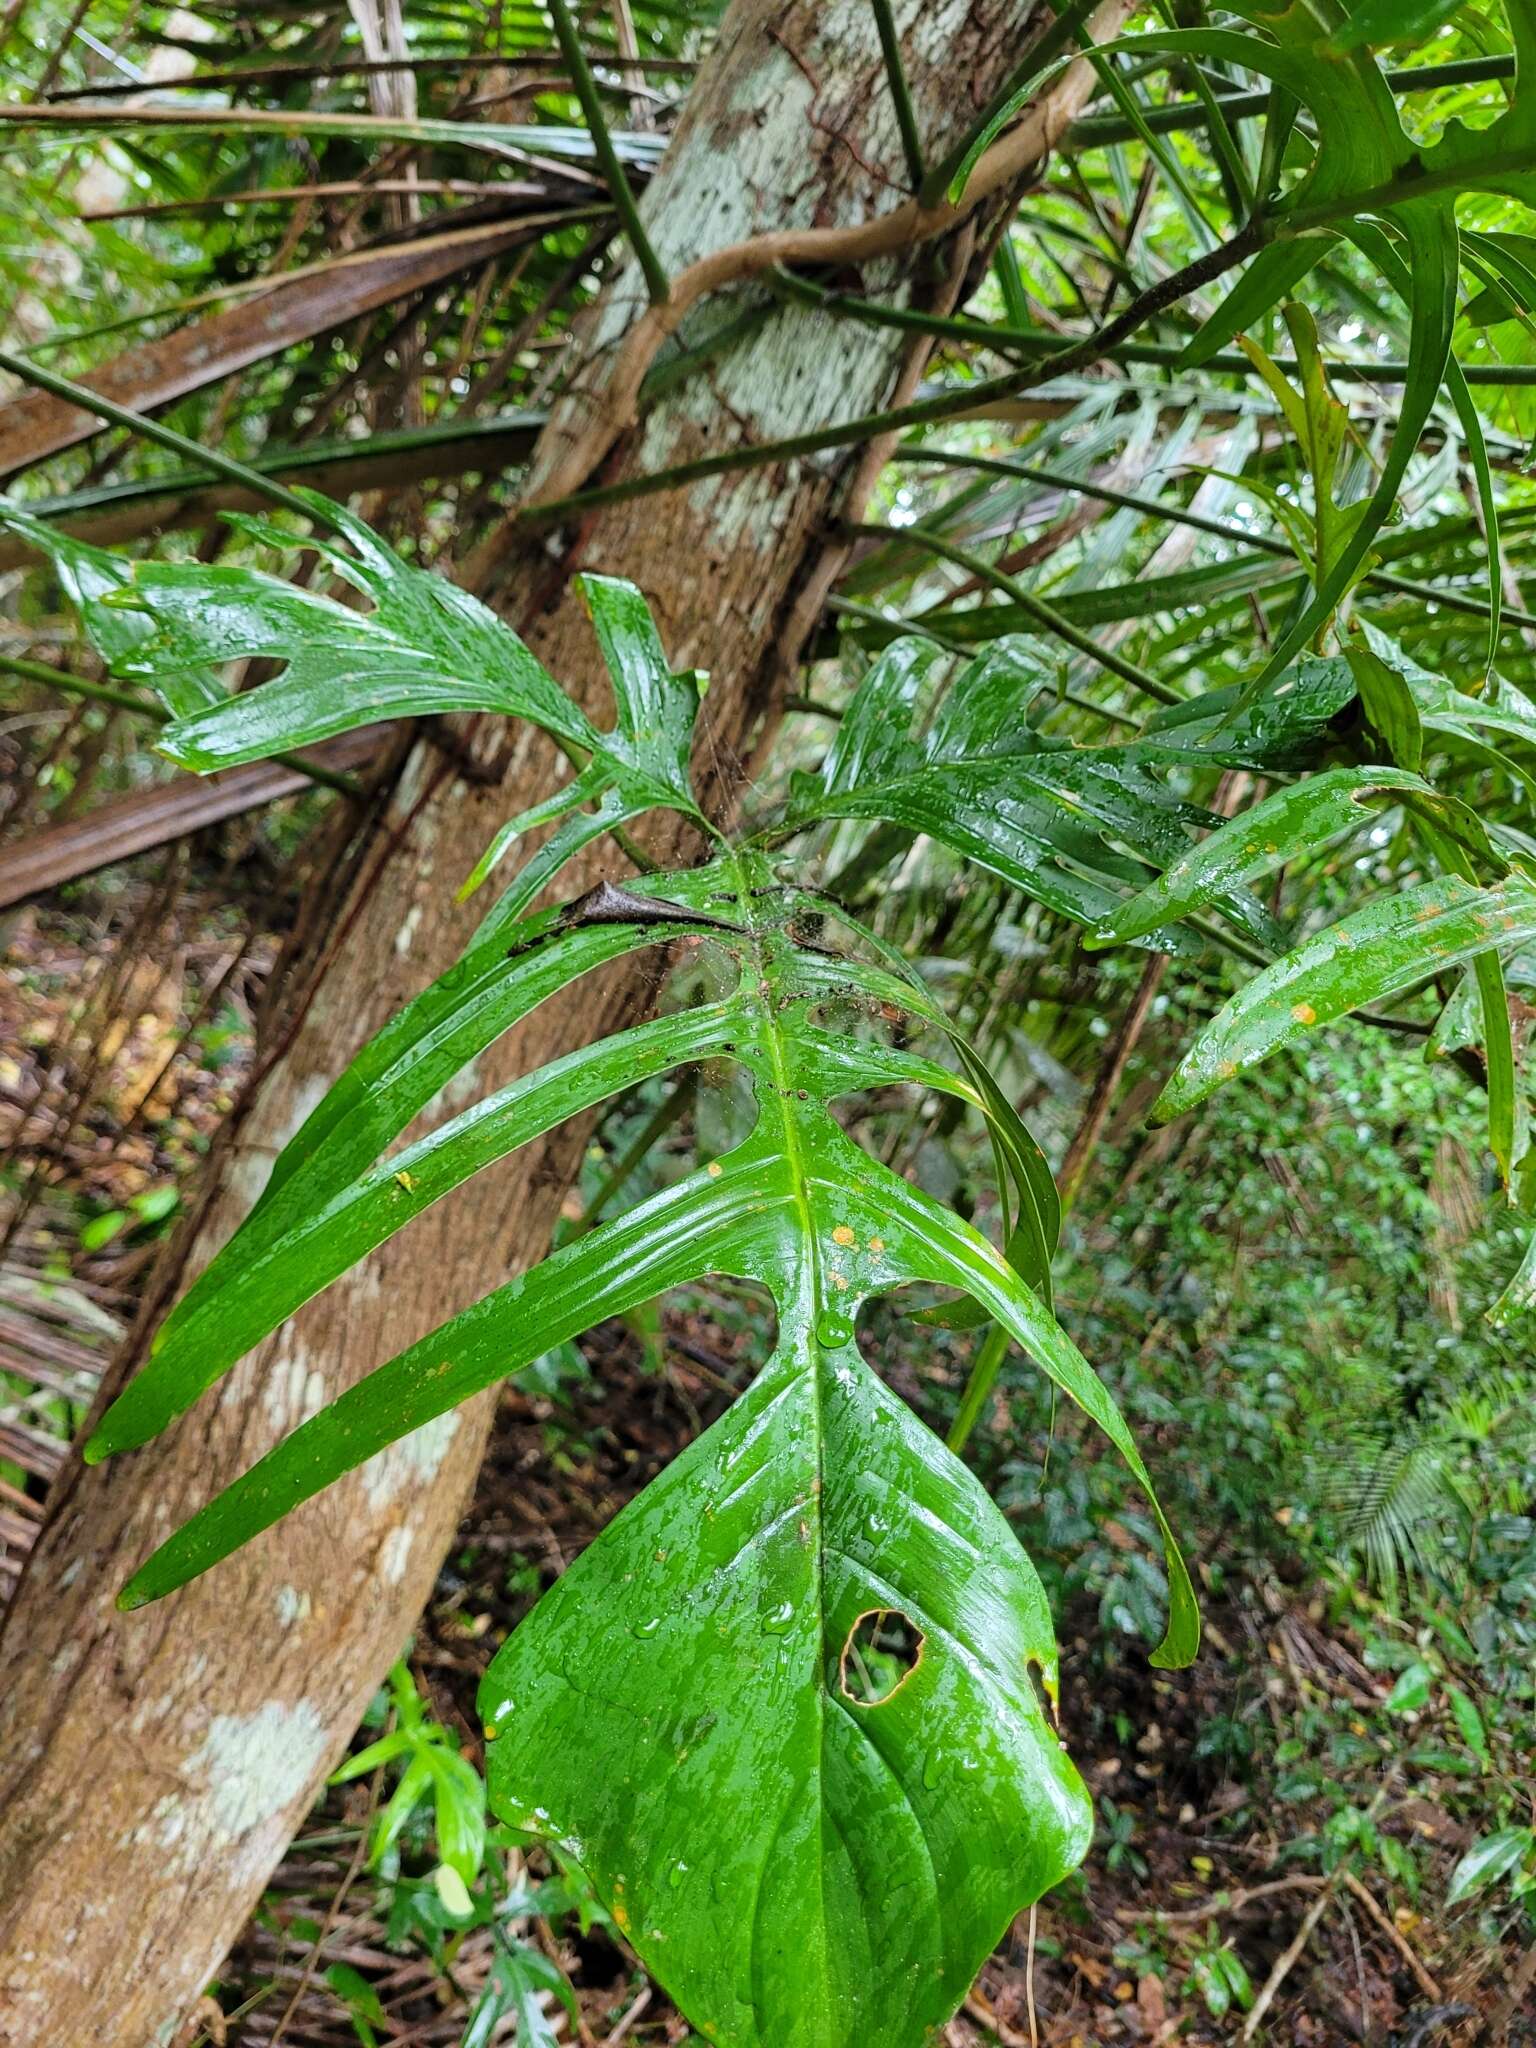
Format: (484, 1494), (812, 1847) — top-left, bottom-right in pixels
(1112, 337), (1536, 389)
(919, 0), (1101, 207)
(1164, 25), (1253, 221)
(947, 1322), (1008, 1454)
(3, 411), (550, 527)
(844, 519), (1182, 708)
(0, 647), (162, 718)
(1063, 52), (1516, 149)
(891, 448), (1536, 634)
(870, 0), (925, 188)
(0, 346), (333, 529)
(767, 266), (1051, 355)
(546, 0), (668, 305)
(0, 650), (363, 795)
(578, 1076), (697, 1231)
(774, 269), (1536, 388)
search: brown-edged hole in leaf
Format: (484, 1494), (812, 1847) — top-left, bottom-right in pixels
(839, 1607), (924, 1706)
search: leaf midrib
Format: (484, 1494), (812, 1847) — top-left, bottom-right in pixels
(731, 852), (834, 2027)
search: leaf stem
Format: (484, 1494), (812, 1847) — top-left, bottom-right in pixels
(870, 0), (925, 188)
(0, 649), (364, 796)
(546, 0), (669, 305)
(0, 647), (163, 719)
(0, 346), (335, 530)
(772, 267), (1536, 387)
(844, 519), (1182, 708)
(891, 448), (1536, 635)
(947, 1322), (1007, 1454)
(0, 411), (549, 532)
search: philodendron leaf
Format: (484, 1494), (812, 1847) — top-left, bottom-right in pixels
(10, 495), (708, 827)
(52, 500), (1191, 2048)
(0, 508), (222, 716)
(784, 637), (1282, 952)
(1152, 874), (1536, 1123)
(109, 852), (1194, 2048)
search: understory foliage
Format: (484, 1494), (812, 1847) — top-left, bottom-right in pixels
(7, 0), (1536, 2042)
(13, 444), (1536, 2034)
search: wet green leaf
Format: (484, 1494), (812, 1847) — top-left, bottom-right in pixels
(1346, 643), (1423, 773)
(111, 852), (1195, 2048)
(785, 638), (1280, 952)
(0, 508), (221, 715)
(1446, 1826), (1535, 1905)
(1385, 1661), (1432, 1712)
(1330, 0), (1464, 51)
(1487, 1227), (1536, 1328)
(1152, 874), (1536, 1123)
(1447, 1686), (1489, 1761)
(1086, 766), (1435, 951)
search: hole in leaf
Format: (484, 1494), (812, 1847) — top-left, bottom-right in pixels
(1025, 1653), (1059, 1729)
(839, 1608), (924, 1706)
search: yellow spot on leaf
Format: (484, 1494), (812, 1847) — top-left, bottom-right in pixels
(394, 1169), (416, 1192)
(868, 1236), (884, 1255)
(832, 1225), (855, 1246)
(706, 1161), (723, 1178)
(1291, 1002), (1317, 1025)
(831, 1273), (848, 1291)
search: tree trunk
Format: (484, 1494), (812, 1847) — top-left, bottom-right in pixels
(0, 6), (1118, 2041)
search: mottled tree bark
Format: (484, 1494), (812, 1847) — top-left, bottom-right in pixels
(0, 5), (1124, 2041)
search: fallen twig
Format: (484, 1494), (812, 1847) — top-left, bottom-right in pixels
(964, 1987), (1031, 2048)
(1340, 1868), (1443, 2004)
(601, 1985), (651, 2046)
(1241, 1882), (1335, 2043)
(1113, 1874), (1326, 1925)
